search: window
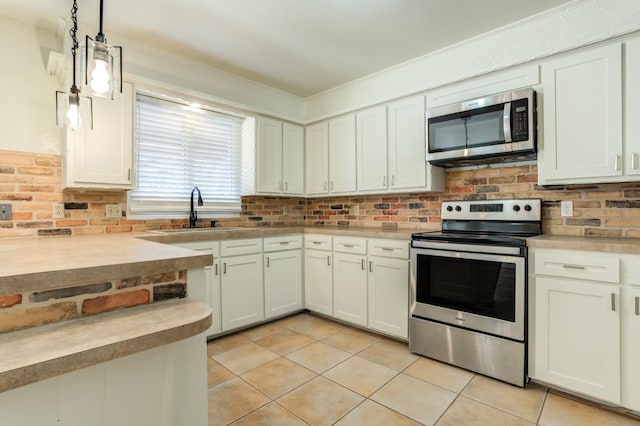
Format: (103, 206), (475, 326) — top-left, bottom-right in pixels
(128, 93), (248, 218)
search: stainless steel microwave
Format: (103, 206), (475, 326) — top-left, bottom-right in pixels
(427, 88), (536, 167)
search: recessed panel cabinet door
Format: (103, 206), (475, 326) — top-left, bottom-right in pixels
(282, 123), (305, 194)
(626, 37), (640, 177)
(304, 249), (333, 316)
(305, 122), (329, 195)
(66, 82), (134, 188)
(368, 256), (409, 339)
(257, 117), (283, 193)
(388, 96), (427, 190)
(534, 276), (620, 403)
(333, 252), (367, 326)
(540, 44), (622, 182)
(328, 114), (357, 193)
(357, 106), (388, 191)
(622, 285), (640, 412)
(221, 253), (264, 331)
(264, 249), (302, 318)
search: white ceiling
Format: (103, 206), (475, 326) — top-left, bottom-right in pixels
(1, 0), (576, 98)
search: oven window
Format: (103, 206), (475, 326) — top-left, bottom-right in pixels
(416, 254), (516, 322)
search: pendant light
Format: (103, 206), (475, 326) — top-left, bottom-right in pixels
(84, 0), (122, 99)
(56, 0), (93, 130)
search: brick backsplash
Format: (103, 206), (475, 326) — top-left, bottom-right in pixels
(1, 149), (640, 238)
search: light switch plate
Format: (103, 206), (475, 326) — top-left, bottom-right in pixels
(561, 200), (573, 217)
(0, 203), (12, 220)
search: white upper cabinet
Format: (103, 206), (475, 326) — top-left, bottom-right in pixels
(305, 122), (329, 195)
(64, 82), (134, 189)
(625, 36), (640, 177)
(256, 117), (283, 193)
(357, 106), (388, 191)
(328, 114), (357, 193)
(256, 118), (304, 195)
(282, 123), (305, 194)
(539, 44), (623, 184)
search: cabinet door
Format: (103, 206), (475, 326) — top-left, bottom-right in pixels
(264, 249), (302, 318)
(256, 117), (283, 193)
(534, 276), (620, 403)
(333, 252), (367, 326)
(66, 82), (134, 188)
(626, 37), (640, 176)
(368, 256), (409, 339)
(221, 254), (264, 331)
(622, 286), (640, 411)
(305, 122), (329, 195)
(282, 123), (305, 194)
(388, 95), (427, 190)
(357, 106), (388, 191)
(329, 114), (357, 193)
(540, 44), (623, 182)
(304, 249), (333, 316)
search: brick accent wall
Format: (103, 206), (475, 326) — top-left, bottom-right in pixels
(1, 150), (640, 238)
(0, 270), (187, 334)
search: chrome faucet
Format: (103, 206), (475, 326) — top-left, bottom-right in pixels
(189, 186), (203, 228)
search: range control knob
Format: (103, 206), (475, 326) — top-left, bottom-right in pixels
(524, 204), (532, 212)
(455, 205), (462, 212)
(446, 206), (453, 212)
(513, 205), (521, 212)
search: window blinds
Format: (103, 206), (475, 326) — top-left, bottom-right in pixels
(128, 94), (243, 217)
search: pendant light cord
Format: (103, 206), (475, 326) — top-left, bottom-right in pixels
(69, 0), (79, 94)
(96, 0), (106, 42)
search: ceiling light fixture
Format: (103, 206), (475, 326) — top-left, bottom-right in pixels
(56, 0), (92, 130)
(84, 0), (122, 98)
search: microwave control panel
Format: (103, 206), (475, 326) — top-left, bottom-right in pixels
(511, 98), (529, 141)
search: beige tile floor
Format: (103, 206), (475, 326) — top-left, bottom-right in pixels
(207, 313), (640, 426)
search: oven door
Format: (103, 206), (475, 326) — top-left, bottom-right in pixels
(410, 242), (526, 341)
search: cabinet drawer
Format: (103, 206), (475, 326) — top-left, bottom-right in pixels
(368, 239), (409, 259)
(333, 237), (367, 255)
(534, 252), (620, 284)
(221, 238), (262, 256)
(304, 234), (332, 251)
(264, 235), (302, 252)
(171, 240), (220, 257)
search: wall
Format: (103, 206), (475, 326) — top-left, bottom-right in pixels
(304, 0), (640, 122)
(2, 150), (639, 238)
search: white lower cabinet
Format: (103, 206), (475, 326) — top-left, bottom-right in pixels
(534, 276), (620, 403)
(304, 234), (334, 316)
(264, 235), (303, 319)
(220, 238), (264, 331)
(333, 252), (368, 326)
(622, 285), (640, 412)
(368, 255), (409, 338)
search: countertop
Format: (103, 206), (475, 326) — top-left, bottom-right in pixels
(527, 234), (640, 254)
(0, 298), (211, 392)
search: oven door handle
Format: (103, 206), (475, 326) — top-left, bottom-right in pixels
(411, 240), (523, 256)
(411, 246), (525, 265)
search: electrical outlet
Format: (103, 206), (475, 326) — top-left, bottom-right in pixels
(283, 206), (288, 216)
(52, 202), (65, 219)
(105, 204), (122, 218)
(561, 200), (573, 217)
(353, 205), (360, 216)
(0, 203), (12, 220)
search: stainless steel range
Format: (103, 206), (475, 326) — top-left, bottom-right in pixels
(409, 199), (541, 386)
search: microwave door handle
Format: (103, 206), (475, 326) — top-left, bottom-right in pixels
(503, 102), (512, 143)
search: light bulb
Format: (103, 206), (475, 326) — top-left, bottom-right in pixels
(66, 103), (82, 129)
(90, 59), (110, 94)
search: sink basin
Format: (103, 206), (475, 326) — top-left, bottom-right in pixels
(152, 227), (248, 234)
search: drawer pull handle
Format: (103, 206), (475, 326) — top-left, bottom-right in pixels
(635, 296), (639, 316)
(266, 257), (270, 267)
(327, 255), (331, 266)
(279, 241), (290, 245)
(312, 241), (322, 245)
(214, 264), (218, 276)
(361, 259), (365, 270)
(223, 263), (227, 274)
(611, 293), (616, 312)
(369, 261), (373, 272)
(343, 244), (355, 248)
(562, 264), (586, 270)
(381, 247), (394, 251)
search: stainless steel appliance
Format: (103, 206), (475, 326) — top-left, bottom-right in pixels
(427, 88), (536, 166)
(409, 199), (541, 386)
